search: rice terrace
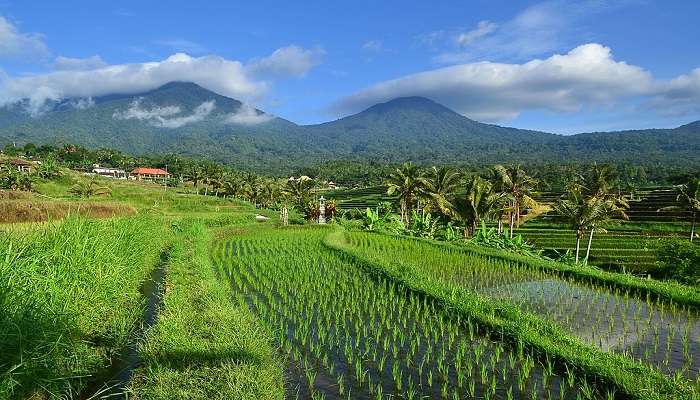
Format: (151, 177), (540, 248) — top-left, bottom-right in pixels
(1, 2), (700, 400)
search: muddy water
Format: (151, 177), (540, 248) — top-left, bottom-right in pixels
(480, 278), (700, 380)
(80, 254), (167, 399)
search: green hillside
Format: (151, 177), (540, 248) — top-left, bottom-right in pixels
(1, 82), (699, 174)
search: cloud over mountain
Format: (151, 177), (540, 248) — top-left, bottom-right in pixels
(0, 45), (323, 116)
(334, 43), (698, 122)
(113, 99), (216, 128)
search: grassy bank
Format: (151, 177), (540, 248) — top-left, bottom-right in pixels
(129, 219), (284, 400)
(324, 230), (698, 400)
(0, 215), (168, 399)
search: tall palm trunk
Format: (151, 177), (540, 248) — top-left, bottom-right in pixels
(509, 212), (515, 239)
(575, 230), (582, 264)
(497, 220), (502, 234)
(691, 216), (696, 242)
(585, 224), (595, 263)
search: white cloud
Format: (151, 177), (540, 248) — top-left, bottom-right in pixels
(362, 40), (384, 53)
(0, 53), (267, 114)
(433, 0), (638, 64)
(54, 55), (107, 71)
(335, 43), (655, 122)
(0, 16), (50, 60)
(71, 97), (95, 110)
(225, 103), (273, 125)
(246, 45), (325, 78)
(113, 99), (215, 128)
(649, 68), (700, 116)
(455, 21), (497, 47)
(0, 45), (324, 115)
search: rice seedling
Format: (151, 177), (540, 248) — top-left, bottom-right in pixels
(215, 227), (607, 399)
(342, 231), (700, 381)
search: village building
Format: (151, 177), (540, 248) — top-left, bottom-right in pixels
(9, 159), (35, 173)
(92, 165), (127, 179)
(130, 167), (170, 181)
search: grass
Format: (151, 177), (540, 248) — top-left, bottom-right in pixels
(0, 215), (168, 399)
(324, 229), (698, 399)
(128, 219), (285, 400)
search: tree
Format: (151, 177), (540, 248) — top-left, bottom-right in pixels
(69, 177), (111, 198)
(659, 178), (700, 241)
(449, 176), (502, 237)
(36, 154), (62, 179)
(422, 166), (461, 217)
(386, 162), (427, 225)
(491, 165), (539, 238)
(554, 190), (627, 264)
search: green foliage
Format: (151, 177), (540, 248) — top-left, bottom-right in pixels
(361, 203), (404, 234)
(471, 222), (541, 257)
(406, 211), (438, 239)
(0, 163), (35, 191)
(656, 241), (700, 285)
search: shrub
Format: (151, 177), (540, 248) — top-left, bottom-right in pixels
(656, 240), (700, 285)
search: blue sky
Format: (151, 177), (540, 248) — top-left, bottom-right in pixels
(1, 0), (699, 133)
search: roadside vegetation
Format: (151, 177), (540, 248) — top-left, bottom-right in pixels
(0, 215), (168, 398)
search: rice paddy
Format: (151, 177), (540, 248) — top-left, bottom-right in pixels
(342, 231), (700, 385)
(216, 227), (616, 400)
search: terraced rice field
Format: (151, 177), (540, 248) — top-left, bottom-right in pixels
(323, 186), (394, 211)
(521, 187), (692, 273)
(343, 232), (700, 384)
(214, 228), (612, 399)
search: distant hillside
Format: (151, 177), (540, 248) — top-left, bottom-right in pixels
(0, 82), (698, 173)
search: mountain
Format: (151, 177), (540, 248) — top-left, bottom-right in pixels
(0, 82), (698, 173)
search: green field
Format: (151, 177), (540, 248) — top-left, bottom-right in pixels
(2, 175), (699, 400)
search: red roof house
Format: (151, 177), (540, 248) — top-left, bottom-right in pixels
(131, 167), (170, 181)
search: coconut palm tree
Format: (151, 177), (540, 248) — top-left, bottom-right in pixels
(386, 162), (427, 225)
(422, 166), (461, 217)
(449, 176), (503, 237)
(491, 165), (539, 238)
(554, 190), (627, 264)
(659, 178), (700, 241)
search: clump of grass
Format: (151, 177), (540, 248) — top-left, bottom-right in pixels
(0, 215), (167, 399)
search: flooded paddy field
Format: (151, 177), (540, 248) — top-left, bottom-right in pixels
(216, 228), (613, 400)
(344, 232), (700, 383)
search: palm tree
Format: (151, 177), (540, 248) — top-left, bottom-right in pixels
(554, 190), (627, 264)
(449, 176), (502, 237)
(386, 162), (427, 225)
(69, 177), (111, 198)
(422, 166), (461, 217)
(491, 165), (539, 238)
(283, 176), (315, 209)
(659, 178), (700, 241)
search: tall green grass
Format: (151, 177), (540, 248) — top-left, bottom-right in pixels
(128, 219), (284, 400)
(0, 215), (168, 399)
